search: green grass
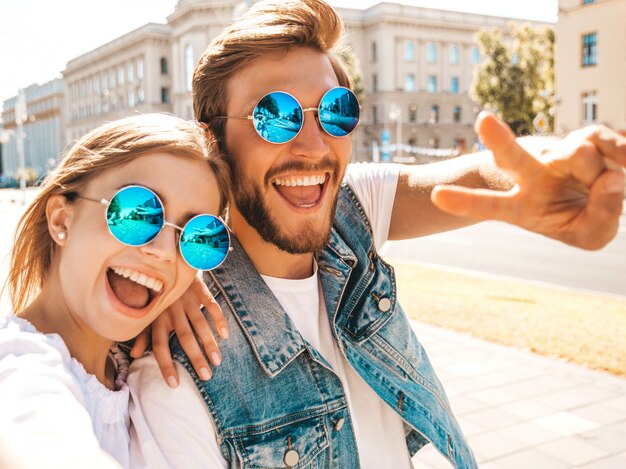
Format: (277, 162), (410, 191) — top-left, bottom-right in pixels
(390, 261), (626, 377)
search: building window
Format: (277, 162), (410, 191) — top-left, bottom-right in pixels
(372, 105), (378, 125)
(371, 42), (377, 62)
(405, 41), (415, 61)
(160, 57), (168, 75)
(101, 76), (107, 94)
(451, 77), (459, 94)
(450, 45), (459, 65)
(161, 87), (170, 104)
(185, 44), (194, 92)
(137, 89), (145, 104)
(582, 91), (597, 124)
(583, 0), (595, 4)
(137, 60), (144, 80)
(408, 137), (416, 148)
(429, 136), (440, 148)
(427, 43), (437, 64)
(472, 46), (480, 65)
(430, 105), (439, 123)
(405, 74), (415, 92)
(427, 75), (438, 93)
(372, 74), (378, 93)
(118, 66), (124, 85)
(409, 105), (417, 123)
(127, 63), (134, 83)
(109, 71), (115, 89)
(453, 105), (462, 123)
(582, 32), (597, 66)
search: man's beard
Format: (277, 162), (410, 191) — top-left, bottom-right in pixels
(227, 151), (342, 254)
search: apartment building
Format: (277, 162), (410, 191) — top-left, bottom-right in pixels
(555, 0), (626, 134)
(8, 1), (535, 169)
(338, 3), (519, 160)
(1, 79), (65, 178)
(63, 23), (174, 144)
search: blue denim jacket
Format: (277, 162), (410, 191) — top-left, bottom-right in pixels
(171, 184), (477, 468)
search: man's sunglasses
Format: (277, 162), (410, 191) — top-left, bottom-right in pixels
(78, 185), (230, 271)
(215, 86), (360, 144)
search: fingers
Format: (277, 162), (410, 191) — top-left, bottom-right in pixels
(432, 184), (518, 223)
(573, 169), (625, 250)
(151, 310), (179, 388)
(172, 294), (214, 381)
(584, 126), (626, 167)
(476, 111), (543, 179)
(130, 326), (151, 358)
(191, 276), (229, 339)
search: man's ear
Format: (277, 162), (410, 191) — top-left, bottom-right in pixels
(46, 195), (74, 246)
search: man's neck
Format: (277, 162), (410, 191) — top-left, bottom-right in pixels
(230, 216), (315, 280)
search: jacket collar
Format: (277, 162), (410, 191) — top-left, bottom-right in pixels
(205, 236), (308, 378)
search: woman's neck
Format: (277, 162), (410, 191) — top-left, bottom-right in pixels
(21, 290), (117, 390)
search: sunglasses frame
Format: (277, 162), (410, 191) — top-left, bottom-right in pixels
(214, 86), (361, 145)
(77, 185), (231, 271)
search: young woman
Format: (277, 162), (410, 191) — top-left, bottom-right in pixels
(0, 114), (230, 468)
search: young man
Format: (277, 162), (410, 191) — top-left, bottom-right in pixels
(128, 1), (626, 467)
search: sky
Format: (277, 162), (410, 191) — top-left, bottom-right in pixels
(0, 0), (558, 110)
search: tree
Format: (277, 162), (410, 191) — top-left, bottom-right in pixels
(471, 23), (554, 135)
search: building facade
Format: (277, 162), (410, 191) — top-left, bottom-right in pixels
(3, 1), (537, 172)
(555, 0), (626, 135)
(63, 23), (174, 145)
(1, 79), (65, 179)
(337, 3), (518, 161)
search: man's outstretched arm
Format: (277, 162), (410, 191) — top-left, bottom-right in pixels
(388, 112), (626, 250)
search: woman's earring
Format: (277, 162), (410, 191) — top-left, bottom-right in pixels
(57, 231), (66, 241)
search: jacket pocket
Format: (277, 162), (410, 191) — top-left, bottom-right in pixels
(232, 415), (329, 468)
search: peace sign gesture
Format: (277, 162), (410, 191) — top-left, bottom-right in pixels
(432, 112), (626, 250)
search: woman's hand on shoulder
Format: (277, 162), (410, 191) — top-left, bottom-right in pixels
(130, 276), (229, 387)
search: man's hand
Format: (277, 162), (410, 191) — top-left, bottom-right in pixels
(432, 112), (626, 250)
(130, 276), (229, 387)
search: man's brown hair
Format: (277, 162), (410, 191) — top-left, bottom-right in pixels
(193, 0), (352, 152)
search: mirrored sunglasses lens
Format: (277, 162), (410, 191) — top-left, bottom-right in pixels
(253, 92), (303, 143)
(107, 187), (164, 246)
(179, 215), (230, 270)
(318, 87), (360, 137)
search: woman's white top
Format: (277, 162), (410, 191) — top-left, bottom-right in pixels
(0, 315), (130, 468)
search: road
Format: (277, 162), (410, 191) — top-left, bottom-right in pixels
(383, 213), (626, 298)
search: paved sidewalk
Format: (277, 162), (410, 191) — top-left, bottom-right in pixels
(410, 321), (626, 469)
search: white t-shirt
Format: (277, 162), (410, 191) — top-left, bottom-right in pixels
(129, 163), (407, 468)
(0, 315), (130, 469)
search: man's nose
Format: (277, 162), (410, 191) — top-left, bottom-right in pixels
(290, 110), (330, 159)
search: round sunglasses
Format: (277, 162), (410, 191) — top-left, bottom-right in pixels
(78, 185), (230, 271)
(215, 86), (361, 144)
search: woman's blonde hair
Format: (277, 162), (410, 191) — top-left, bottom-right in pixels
(193, 0), (352, 153)
(7, 113), (230, 313)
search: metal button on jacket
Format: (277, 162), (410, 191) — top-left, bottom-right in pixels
(377, 297), (391, 312)
(283, 448), (300, 467)
(334, 417), (345, 431)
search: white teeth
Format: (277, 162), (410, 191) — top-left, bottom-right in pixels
(111, 266), (163, 293)
(273, 174), (326, 187)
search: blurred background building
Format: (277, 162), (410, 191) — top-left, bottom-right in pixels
(63, 23), (173, 145)
(1, 0), (553, 178)
(1, 79), (65, 180)
(555, 0), (626, 135)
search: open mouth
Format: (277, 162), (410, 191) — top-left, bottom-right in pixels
(106, 266), (163, 311)
(272, 173), (329, 209)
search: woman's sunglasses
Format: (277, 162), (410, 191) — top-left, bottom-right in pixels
(215, 86), (361, 144)
(78, 185), (230, 271)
